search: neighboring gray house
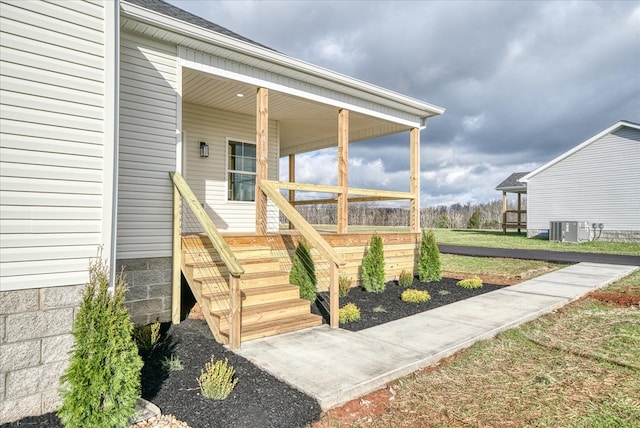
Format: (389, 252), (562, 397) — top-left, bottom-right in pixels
(495, 172), (528, 234)
(0, 0), (444, 422)
(520, 120), (640, 242)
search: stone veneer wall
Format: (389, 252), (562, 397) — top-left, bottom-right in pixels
(527, 228), (640, 243)
(117, 257), (173, 326)
(0, 285), (83, 423)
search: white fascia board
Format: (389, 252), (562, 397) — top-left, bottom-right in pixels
(520, 120), (640, 182)
(119, 1), (445, 119)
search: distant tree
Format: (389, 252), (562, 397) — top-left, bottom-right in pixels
(468, 210), (483, 229)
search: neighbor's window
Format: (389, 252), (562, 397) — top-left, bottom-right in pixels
(227, 140), (256, 201)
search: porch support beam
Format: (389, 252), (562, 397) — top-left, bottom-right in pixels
(337, 109), (349, 234)
(256, 87), (269, 234)
(171, 185), (181, 324)
(288, 154), (295, 230)
(409, 127), (420, 233)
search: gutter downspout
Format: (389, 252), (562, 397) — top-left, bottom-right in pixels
(108, 0), (121, 290)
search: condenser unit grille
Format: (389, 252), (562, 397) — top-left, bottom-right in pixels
(549, 221), (592, 243)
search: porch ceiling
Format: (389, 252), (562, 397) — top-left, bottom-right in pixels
(182, 68), (410, 156)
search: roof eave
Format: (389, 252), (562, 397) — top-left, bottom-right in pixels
(520, 120), (640, 182)
(120, 1), (445, 119)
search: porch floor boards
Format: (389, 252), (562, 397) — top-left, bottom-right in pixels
(180, 233), (322, 345)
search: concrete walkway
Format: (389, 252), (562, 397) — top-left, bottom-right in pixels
(236, 262), (638, 410)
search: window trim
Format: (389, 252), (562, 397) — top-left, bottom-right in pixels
(225, 138), (257, 203)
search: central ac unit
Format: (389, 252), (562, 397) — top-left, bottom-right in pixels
(549, 221), (591, 243)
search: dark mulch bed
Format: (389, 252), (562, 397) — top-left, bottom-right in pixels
(5, 277), (505, 428)
(315, 277), (505, 331)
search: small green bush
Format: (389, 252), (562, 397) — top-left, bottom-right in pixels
(58, 257), (143, 428)
(339, 303), (361, 324)
(457, 276), (483, 289)
(401, 289), (432, 303)
(398, 269), (413, 287)
(197, 355), (238, 400)
(133, 321), (161, 352)
(418, 229), (442, 282)
(290, 241), (317, 302)
(339, 275), (352, 297)
(161, 354), (184, 372)
(362, 234), (385, 293)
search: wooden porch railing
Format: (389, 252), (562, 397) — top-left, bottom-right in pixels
(170, 172), (245, 349)
(502, 209), (527, 233)
(260, 180), (346, 327)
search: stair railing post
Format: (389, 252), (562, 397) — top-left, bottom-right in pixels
(329, 262), (339, 328)
(229, 273), (242, 350)
(172, 184), (181, 324)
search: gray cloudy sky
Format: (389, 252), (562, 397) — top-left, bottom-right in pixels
(167, 0), (640, 206)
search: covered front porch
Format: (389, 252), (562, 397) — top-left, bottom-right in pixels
(171, 58), (443, 349)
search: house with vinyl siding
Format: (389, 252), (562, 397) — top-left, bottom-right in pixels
(520, 120), (640, 242)
(0, 0), (444, 422)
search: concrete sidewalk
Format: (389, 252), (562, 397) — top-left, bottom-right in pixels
(235, 262), (638, 410)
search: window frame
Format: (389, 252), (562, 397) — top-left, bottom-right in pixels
(225, 138), (257, 203)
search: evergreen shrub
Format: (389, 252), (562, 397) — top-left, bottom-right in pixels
(418, 229), (442, 282)
(57, 257), (143, 428)
(339, 303), (361, 324)
(362, 234), (385, 293)
(133, 321), (160, 352)
(289, 241), (317, 302)
(338, 275), (352, 297)
(398, 269), (413, 287)
(197, 355), (238, 400)
(401, 288), (432, 303)
(457, 276), (483, 289)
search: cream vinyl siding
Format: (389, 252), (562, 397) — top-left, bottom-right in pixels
(116, 31), (178, 259)
(0, 0), (107, 291)
(183, 102), (279, 232)
(527, 128), (640, 231)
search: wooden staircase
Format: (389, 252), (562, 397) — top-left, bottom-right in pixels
(181, 234), (323, 344)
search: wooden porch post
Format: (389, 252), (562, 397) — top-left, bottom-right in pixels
(229, 274), (241, 350)
(288, 154), (295, 230)
(171, 185), (181, 324)
(502, 191), (507, 234)
(409, 128), (420, 233)
(256, 87), (269, 235)
(337, 109), (349, 234)
(517, 192), (522, 233)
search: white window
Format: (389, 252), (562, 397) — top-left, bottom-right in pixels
(227, 140), (256, 202)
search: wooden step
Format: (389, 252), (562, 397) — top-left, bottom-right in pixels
(222, 313), (323, 342)
(185, 258), (281, 278)
(204, 284), (300, 311)
(182, 247), (274, 264)
(214, 299), (312, 330)
(196, 271), (291, 290)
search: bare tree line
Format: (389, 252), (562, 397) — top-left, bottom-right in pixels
(287, 199), (527, 229)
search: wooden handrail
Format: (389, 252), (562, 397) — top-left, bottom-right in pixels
(170, 172), (244, 276)
(260, 180), (345, 267)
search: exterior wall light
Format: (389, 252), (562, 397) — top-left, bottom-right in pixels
(200, 141), (209, 158)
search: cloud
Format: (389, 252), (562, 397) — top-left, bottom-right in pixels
(168, 0), (640, 206)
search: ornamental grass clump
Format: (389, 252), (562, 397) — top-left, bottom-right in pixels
(339, 303), (361, 324)
(398, 269), (413, 287)
(290, 241), (317, 302)
(58, 256), (143, 428)
(457, 276), (484, 289)
(401, 288), (432, 303)
(362, 234), (385, 293)
(197, 355), (238, 400)
(339, 275), (352, 297)
(418, 229), (442, 282)
(133, 321), (161, 352)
